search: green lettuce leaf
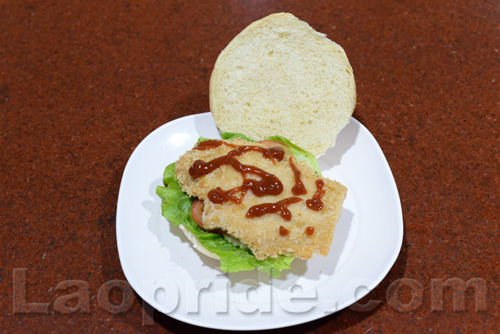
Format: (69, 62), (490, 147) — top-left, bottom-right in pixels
(220, 132), (255, 142)
(266, 135), (321, 175)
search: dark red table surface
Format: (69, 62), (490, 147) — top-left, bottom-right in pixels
(1, 0), (498, 333)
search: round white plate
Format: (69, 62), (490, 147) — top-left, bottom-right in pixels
(116, 112), (403, 330)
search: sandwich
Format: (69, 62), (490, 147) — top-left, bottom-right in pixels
(157, 133), (346, 277)
(156, 13), (356, 277)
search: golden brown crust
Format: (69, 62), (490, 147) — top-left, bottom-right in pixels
(175, 139), (346, 260)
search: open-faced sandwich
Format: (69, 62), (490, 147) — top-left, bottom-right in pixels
(156, 13), (356, 277)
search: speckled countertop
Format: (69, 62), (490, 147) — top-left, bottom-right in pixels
(1, 0), (498, 333)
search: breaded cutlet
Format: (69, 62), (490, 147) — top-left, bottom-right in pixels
(175, 138), (346, 260)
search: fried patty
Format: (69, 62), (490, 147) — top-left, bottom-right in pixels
(175, 138), (346, 260)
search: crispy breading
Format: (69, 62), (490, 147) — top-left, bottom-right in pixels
(175, 139), (346, 260)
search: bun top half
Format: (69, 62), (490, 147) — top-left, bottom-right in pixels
(209, 13), (356, 157)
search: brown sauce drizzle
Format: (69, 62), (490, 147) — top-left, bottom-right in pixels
(246, 197), (303, 221)
(305, 226), (314, 236)
(195, 140), (285, 162)
(279, 226), (289, 236)
(228, 145), (285, 162)
(208, 186), (246, 204)
(289, 156), (307, 195)
(194, 140), (238, 150)
(306, 179), (326, 211)
(190, 155), (283, 201)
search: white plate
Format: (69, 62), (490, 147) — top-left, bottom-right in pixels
(116, 112), (403, 330)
